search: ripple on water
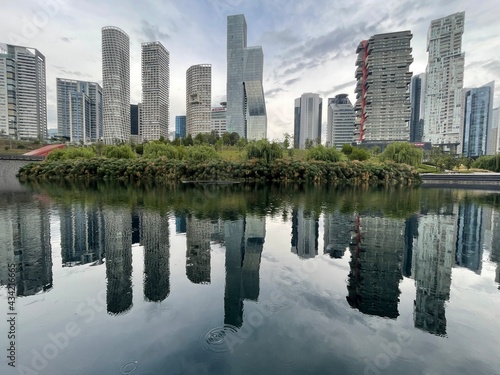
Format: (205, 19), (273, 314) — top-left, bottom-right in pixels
(201, 325), (240, 353)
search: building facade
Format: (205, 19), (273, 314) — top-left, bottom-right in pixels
(141, 41), (169, 141)
(175, 115), (186, 139)
(410, 73), (426, 142)
(226, 14), (267, 140)
(57, 78), (103, 143)
(211, 103), (227, 136)
(130, 103), (140, 142)
(102, 26), (130, 144)
(463, 82), (495, 157)
(354, 31), (413, 143)
(0, 43), (47, 140)
(326, 94), (355, 149)
(294, 93), (322, 149)
(491, 107), (500, 154)
(423, 12), (465, 153)
(186, 64), (211, 137)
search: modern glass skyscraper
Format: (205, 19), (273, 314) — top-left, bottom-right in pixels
(226, 14), (267, 140)
(56, 78), (103, 143)
(0, 43), (47, 140)
(186, 64), (211, 137)
(327, 94), (355, 149)
(423, 12), (465, 153)
(462, 82), (495, 157)
(211, 103), (227, 136)
(130, 104), (140, 137)
(102, 26), (130, 144)
(294, 93), (322, 149)
(175, 115), (186, 139)
(141, 41), (169, 141)
(410, 73), (426, 142)
(354, 31), (413, 143)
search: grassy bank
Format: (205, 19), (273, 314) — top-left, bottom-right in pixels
(18, 157), (421, 186)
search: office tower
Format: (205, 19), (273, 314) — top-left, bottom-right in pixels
(56, 78), (103, 143)
(323, 211), (354, 258)
(141, 41), (169, 141)
(347, 215), (404, 319)
(60, 204), (105, 267)
(0, 43), (47, 140)
(175, 115), (186, 139)
(463, 82), (495, 157)
(354, 31), (413, 143)
(104, 208), (133, 315)
(326, 94), (355, 149)
(456, 202), (483, 273)
(130, 104), (140, 140)
(488, 107), (499, 155)
(186, 64), (211, 137)
(102, 26), (130, 144)
(294, 93), (322, 149)
(211, 102), (227, 136)
(141, 210), (170, 302)
(186, 216), (212, 284)
(291, 207), (319, 258)
(423, 12), (465, 153)
(410, 73), (426, 142)
(412, 206), (457, 336)
(226, 14), (267, 140)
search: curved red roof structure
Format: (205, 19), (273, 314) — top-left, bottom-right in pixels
(24, 144), (65, 157)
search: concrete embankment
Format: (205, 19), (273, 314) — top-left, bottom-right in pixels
(421, 173), (500, 190)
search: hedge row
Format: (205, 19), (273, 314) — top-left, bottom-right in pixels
(18, 158), (421, 185)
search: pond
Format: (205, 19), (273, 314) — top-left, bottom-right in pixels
(0, 181), (499, 375)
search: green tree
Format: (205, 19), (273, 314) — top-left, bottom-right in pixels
(305, 138), (314, 150)
(341, 144), (353, 155)
(348, 147), (371, 161)
(194, 133), (205, 145)
(306, 145), (342, 162)
(283, 133), (291, 149)
(143, 142), (179, 159)
(230, 132), (240, 146)
(184, 134), (194, 146)
(246, 140), (283, 163)
(379, 142), (423, 167)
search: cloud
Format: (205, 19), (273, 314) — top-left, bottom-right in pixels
(60, 37), (73, 43)
(283, 77), (301, 86)
(265, 87), (285, 98)
(140, 20), (171, 42)
(53, 66), (88, 79)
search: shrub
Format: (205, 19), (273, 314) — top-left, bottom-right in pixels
(143, 142), (179, 159)
(348, 147), (371, 161)
(46, 147), (96, 161)
(379, 142), (423, 167)
(103, 144), (136, 159)
(185, 145), (220, 163)
(306, 145), (342, 162)
(246, 140), (283, 163)
(473, 154), (500, 172)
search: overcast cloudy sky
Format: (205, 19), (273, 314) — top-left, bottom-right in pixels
(1, 0), (499, 140)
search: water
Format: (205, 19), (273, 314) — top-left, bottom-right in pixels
(1, 181), (499, 375)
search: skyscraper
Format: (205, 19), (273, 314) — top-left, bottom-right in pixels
(294, 93), (322, 149)
(130, 104), (140, 139)
(0, 43), (47, 140)
(326, 94), (355, 149)
(141, 41), (169, 141)
(423, 12), (465, 153)
(186, 64), (211, 137)
(102, 26), (130, 144)
(226, 14), (267, 140)
(462, 82), (495, 157)
(211, 103), (227, 136)
(410, 73), (426, 142)
(354, 31), (413, 143)
(491, 107), (500, 155)
(175, 115), (186, 139)
(56, 78), (103, 143)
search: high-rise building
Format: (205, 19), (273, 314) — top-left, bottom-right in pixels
(492, 107), (500, 154)
(294, 93), (322, 149)
(463, 82), (495, 157)
(291, 207), (319, 258)
(456, 202), (483, 273)
(102, 26), (130, 144)
(211, 103), (227, 136)
(323, 211), (353, 258)
(56, 78), (103, 143)
(175, 115), (186, 139)
(326, 94), (355, 149)
(410, 73), (426, 142)
(354, 31), (413, 143)
(186, 64), (211, 137)
(0, 43), (47, 140)
(141, 41), (169, 141)
(423, 12), (465, 153)
(130, 104), (139, 137)
(186, 216), (212, 284)
(226, 14), (267, 140)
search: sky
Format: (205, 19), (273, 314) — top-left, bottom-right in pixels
(1, 0), (499, 140)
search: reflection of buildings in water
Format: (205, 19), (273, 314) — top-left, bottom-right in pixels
(0, 202), (52, 296)
(403, 215), (419, 278)
(346, 215), (404, 319)
(175, 214), (187, 234)
(186, 216), (212, 284)
(456, 202), (483, 274)
(291, 207), (319, 259)
(489, 208), (500, 285)
(132, 212), (141, 245)
(323, 211), (354, 259)
(141, 210), (170, 302)
(105, 209), (133, 315)
(60, 205), (105, 267)
(224, 215), (265, 328)
(412, 208), (457, 336)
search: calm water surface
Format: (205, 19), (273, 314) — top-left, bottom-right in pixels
(0, 182), (499, 375)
